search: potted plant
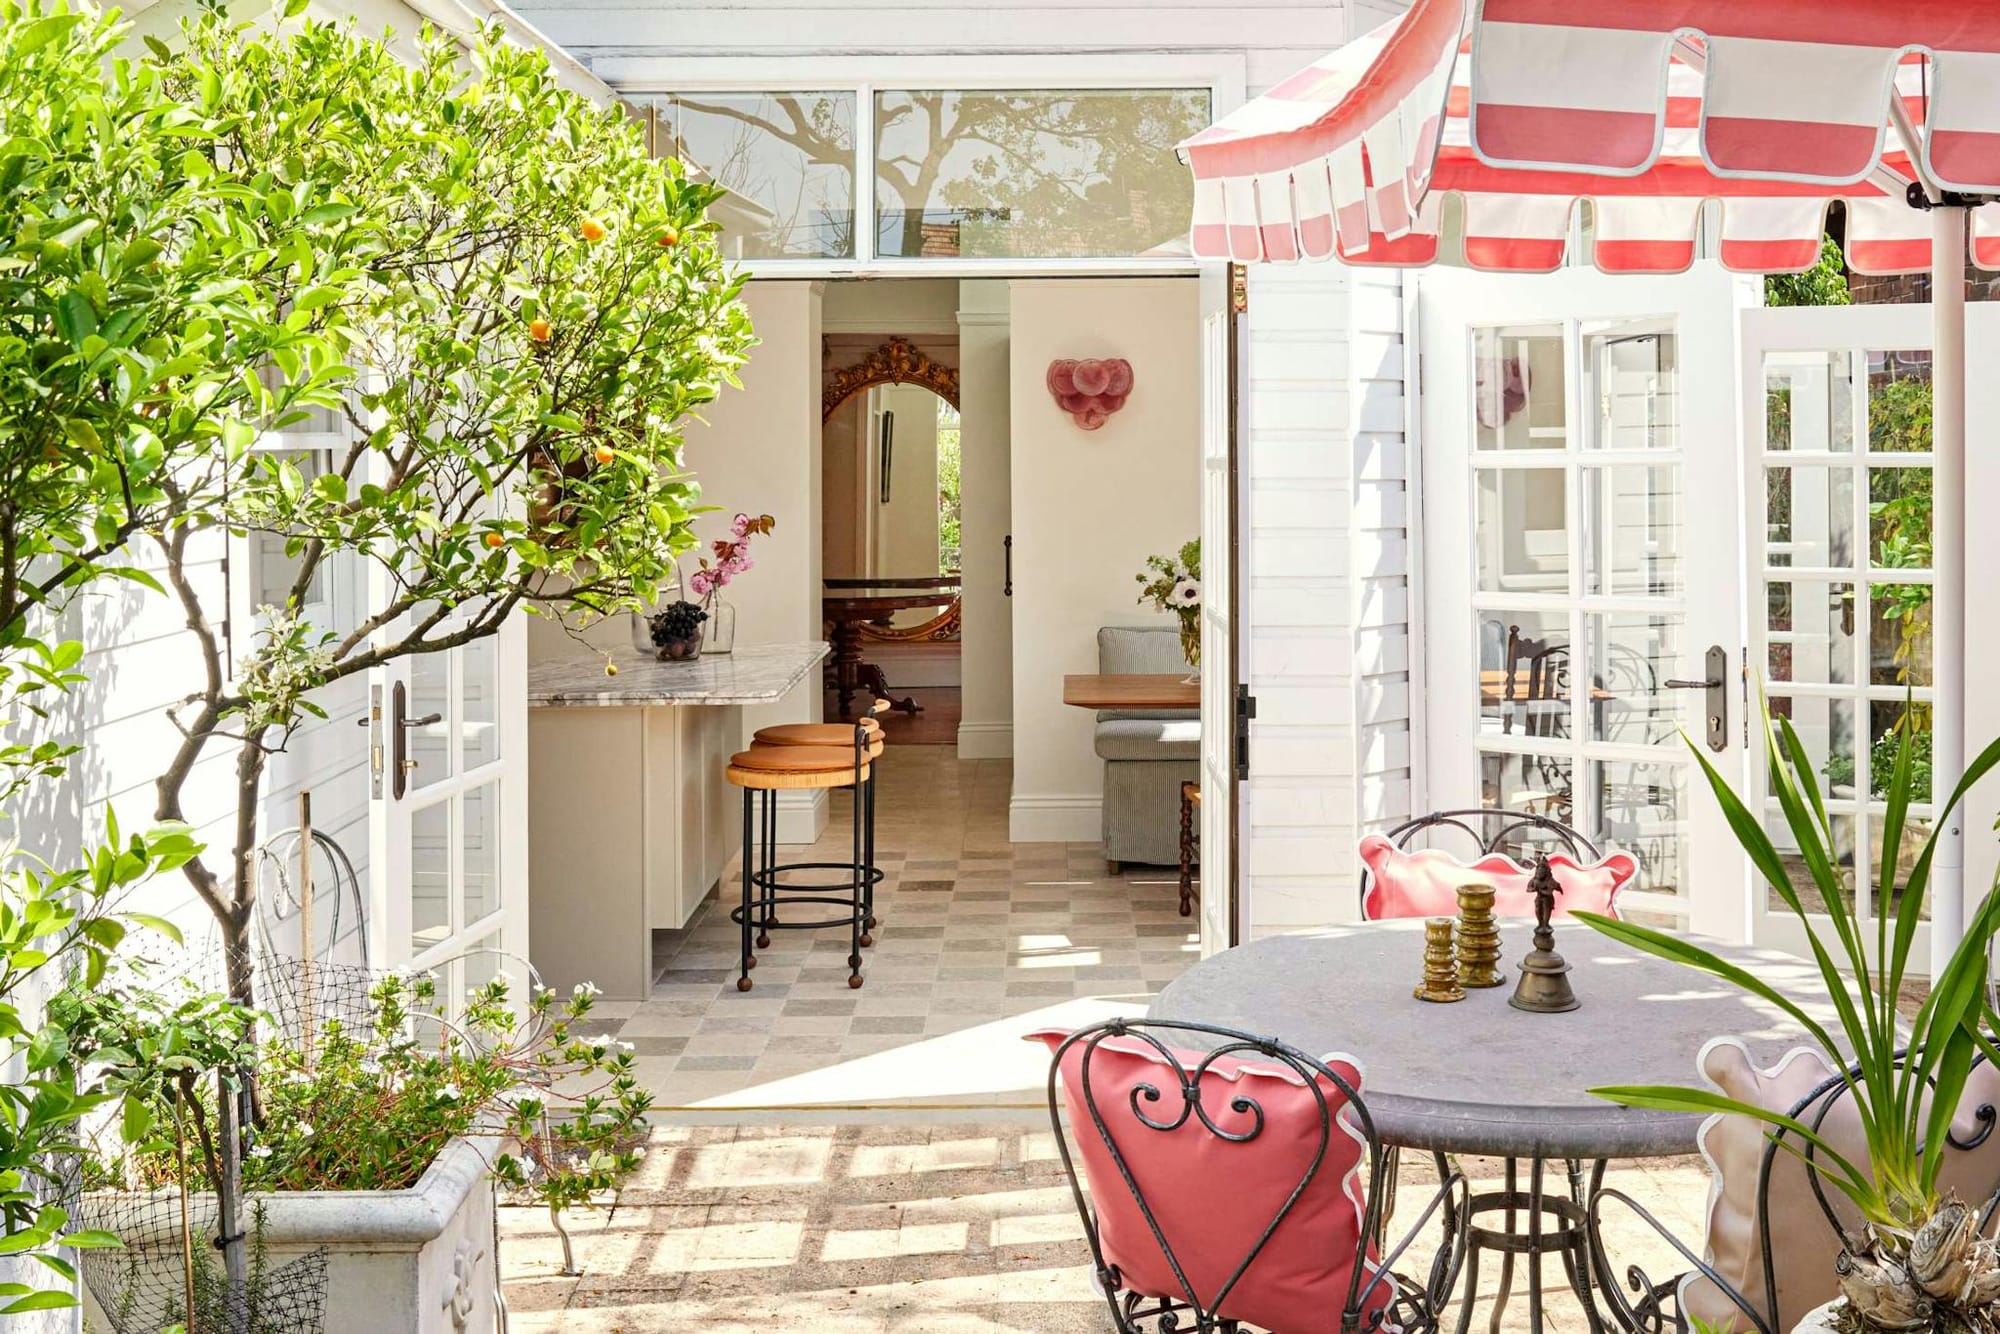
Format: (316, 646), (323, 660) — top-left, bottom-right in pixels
(62, 965), (648, 1333)
(1577, 697), (2000, 1334)
(1136, 539), (1202, 681)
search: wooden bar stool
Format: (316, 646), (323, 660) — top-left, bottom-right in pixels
(752, 710), (886, 936)
(726, 741), (873, 992)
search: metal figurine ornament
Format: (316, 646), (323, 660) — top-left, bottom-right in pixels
(1509, 854), (1580, 1013)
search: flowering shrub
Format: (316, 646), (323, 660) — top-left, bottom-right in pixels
(688, 512), (775, 604)
(253, 973), (648, 1205)
(71, 969), (648, 1215)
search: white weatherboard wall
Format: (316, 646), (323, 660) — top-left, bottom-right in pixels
(1007, 278), (1200, 843)
(1240, 262), (1412, 935)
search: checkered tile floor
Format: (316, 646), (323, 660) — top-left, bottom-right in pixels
(602, 751), (1203, 1111)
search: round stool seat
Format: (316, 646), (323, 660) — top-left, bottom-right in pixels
(727, 745), (870, 790)
(754, 725), (883, 759)
(755, 720), (882, 747)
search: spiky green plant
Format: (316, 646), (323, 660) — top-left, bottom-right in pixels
(1576, 695), (2000, 1330)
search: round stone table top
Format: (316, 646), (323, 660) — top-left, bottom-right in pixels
(1147, 920), (1844, 1159)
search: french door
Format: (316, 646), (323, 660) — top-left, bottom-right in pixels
(1418, 266), (1753, 938)
(1197, 262), (1243, 954)
(1740, 304), (1944, 961)
(367, 609), (530, 1001)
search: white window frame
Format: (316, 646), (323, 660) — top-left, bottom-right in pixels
(621, 52), (1247, 278)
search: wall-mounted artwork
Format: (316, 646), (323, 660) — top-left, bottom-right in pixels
(1047, 358), (1133, 430)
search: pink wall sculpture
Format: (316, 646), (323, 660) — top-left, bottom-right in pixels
(1046, 358), (1134, 430)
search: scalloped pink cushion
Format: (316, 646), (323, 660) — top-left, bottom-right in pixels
(1030, 1027), (1392, 1334)
(1357, 834), (1636, 921)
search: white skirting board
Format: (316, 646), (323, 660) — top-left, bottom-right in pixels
(956, 721), (1013, 759)
(772, 788), (829, 846)
(1008, 794), (1101, 843)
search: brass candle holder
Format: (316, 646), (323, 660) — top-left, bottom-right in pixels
(1414, 916), (1466, 1003)
(1454, 883), (1504, 988)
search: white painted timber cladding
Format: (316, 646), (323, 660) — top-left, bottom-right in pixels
(502, 0), (1405, 937)
(9, 533), (375, 949)
(1241, 260), (1407, 935)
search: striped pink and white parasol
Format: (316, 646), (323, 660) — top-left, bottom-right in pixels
(1178, 0), (2000, 971)
(1180, 0), (2000, 274)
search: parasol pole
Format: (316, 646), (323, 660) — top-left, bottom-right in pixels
(1929, 200), (1967, 983)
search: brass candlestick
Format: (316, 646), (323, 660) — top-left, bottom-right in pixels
(1414, 916), (1466, 1003)
(1510, 855), (1580, 1013)
(1454, 883), (1504, 988)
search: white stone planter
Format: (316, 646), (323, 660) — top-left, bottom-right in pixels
(1793, 1298), (1845, 1333)
(82, 1135), (501, 1334)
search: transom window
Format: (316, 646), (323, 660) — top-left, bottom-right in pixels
(642, 87), (1211, 267)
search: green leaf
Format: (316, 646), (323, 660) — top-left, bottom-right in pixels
(12, 14), (83, 57)
(53, 1230), (122, 1251)
(0, 1291), (78, 1314)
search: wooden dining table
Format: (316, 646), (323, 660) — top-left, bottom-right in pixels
(1062, 672), (1199, 710)
(822, 580), (960, 718)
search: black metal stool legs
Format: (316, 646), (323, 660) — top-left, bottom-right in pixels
(860, 769), (878, 942)
(736, 788), (756, 991)
(756, 790), (777, 949)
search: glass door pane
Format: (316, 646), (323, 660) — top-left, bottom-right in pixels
(1468, 317), (1693, 915)
(1754, 347), (1934, 934)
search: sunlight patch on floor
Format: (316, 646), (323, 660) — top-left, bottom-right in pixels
(685, 996), (1148, 1110)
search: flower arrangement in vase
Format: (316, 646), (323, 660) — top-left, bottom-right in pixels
(1136, 538), (1201, 683)
(688, 512), (774, 654)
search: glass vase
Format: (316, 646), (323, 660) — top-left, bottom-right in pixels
(703, 597), (737, 654)
(631, 603), (705, 662)
(1178, 614), (1201, 684)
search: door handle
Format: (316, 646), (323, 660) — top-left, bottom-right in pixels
(1003, 535), (1013, 597)
(1666, 646), (1729, 753)
(390, 682), (442, 800)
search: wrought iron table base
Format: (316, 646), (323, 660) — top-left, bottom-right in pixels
(1448, 1156), (1609, 1334)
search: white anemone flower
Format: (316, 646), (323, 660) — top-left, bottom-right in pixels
(1171, 578), (1201, 606)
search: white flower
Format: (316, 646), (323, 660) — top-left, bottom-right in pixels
(585, 1033), (615, 1048)
(1171, 578), (1201, 606)
(249, 1144), (273, 1160)
(438, 1083), (461, 1101)
(568, 1154), (588, 1171)
(297, 1122), (315, 1139)
(633, 1147), (648, 1160)
(573, 981), (603, 999)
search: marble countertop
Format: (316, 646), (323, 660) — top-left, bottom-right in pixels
(528, 641), (830, 707)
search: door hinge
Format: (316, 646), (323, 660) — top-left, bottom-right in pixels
(1233, 684), (1256, 782)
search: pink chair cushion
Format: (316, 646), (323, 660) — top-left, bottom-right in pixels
(1684, 1039), (2000, 1333)
(1357, 833), (1637, 921)
(1030, 1026), (1392, 1334)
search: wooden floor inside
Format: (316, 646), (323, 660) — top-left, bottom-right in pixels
(826, 639), (962, 745)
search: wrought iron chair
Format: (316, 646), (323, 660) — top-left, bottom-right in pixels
(1044, 1017), (1469, 1334)
(1588, 1049), (2000, 1334)
(1355, 807), (1604, 921)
